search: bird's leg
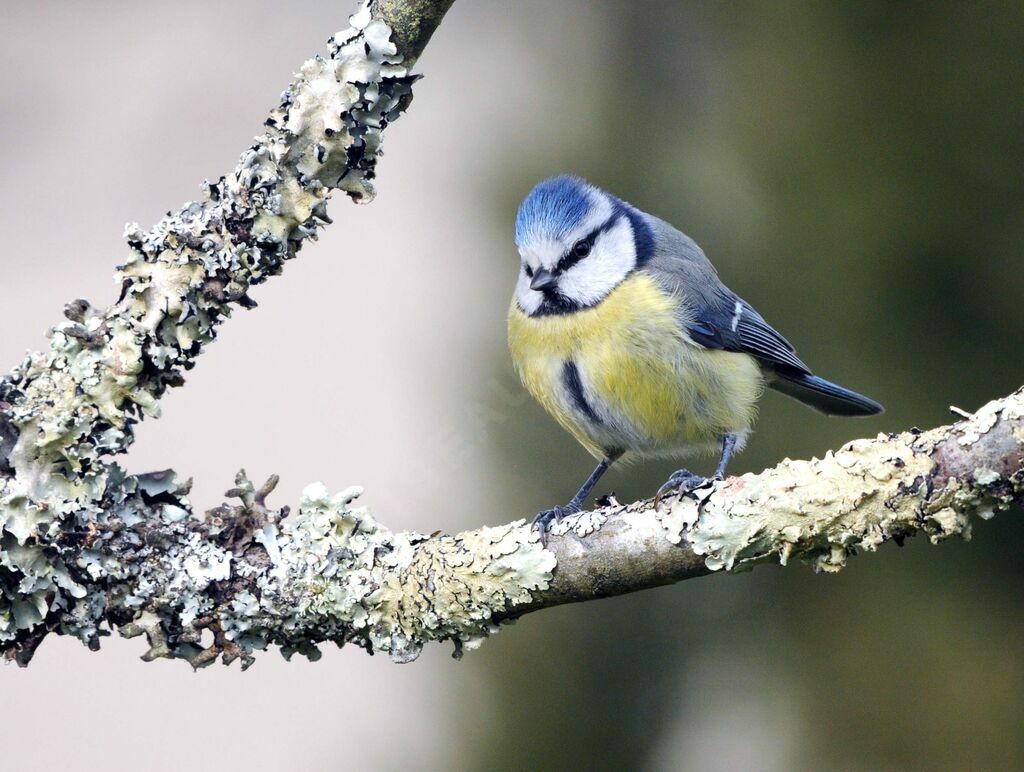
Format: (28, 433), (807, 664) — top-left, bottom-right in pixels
(655, 433), (738, 506)
(533, 457), (613, 543)
(714, 433), (738, 479)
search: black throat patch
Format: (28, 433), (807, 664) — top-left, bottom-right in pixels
(532, 291), (583, 316)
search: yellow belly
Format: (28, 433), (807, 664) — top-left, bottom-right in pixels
(507, 272), (763, 459)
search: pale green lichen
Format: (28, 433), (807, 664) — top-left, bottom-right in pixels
(1, 0), (545, 667)
(679, 435), (931, 572)
(106, 475), (555, 667)
(0, 2), (423, 665)
(240, 483), (556, 663)
(549, 510), (608, 538)
(664, 391), (1024, 574)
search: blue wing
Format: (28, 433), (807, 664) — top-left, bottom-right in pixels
(686, 296), (811, 375)
(639, 212), (882, 416)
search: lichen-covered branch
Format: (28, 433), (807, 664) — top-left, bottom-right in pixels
(512, 389), (1023, 617)
(370, 0), (456, 64)
(6, 382), (1022, 669)
(1, 0), (1019, 670)
(145, 385), (1014, 664)
(0, 0), (453, 665)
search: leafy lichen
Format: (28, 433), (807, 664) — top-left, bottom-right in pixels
(0, 2), (424, 665)
(1, 0), (551, 669)
(213, 484), (555, 664)
(668, 391), (1024, 574)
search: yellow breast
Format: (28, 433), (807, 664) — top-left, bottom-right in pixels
(508, 272), (763, 459)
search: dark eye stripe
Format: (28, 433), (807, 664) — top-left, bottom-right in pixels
(556, 211), (623, 273)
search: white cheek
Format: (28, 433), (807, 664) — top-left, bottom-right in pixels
(557, 220), (635, 305)
(514, 270), (541, 314)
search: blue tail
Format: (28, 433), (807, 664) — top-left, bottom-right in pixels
(770, 372), (883, 417)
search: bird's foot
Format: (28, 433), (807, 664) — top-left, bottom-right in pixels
(532, 503), (581, 545)
(655, 469), (720, 507)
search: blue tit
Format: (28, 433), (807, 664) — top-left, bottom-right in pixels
(508, 175), (883, 536)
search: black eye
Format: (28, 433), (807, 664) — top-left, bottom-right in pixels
(573, 239), (592, 258)
(524, 264), (534, 277)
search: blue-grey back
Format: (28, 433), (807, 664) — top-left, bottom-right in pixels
(640, 213), (732, 319)
(638, 211), (809, 374)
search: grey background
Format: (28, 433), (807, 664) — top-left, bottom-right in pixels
(2, 1), (1022, 770)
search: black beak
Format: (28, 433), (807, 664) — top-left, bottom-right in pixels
(530, 269), (558, 292)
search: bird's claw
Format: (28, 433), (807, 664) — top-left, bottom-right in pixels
(532, 503), (581, 546)
(654, 469), (721, 508)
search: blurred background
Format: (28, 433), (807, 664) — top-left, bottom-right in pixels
(2, 1), (1023, 769)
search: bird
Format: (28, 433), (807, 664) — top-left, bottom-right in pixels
(507, 175), (883, 539)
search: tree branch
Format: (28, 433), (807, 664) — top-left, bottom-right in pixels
(0, 0), (453, 665)
(1, 0), (1019, 670)
(510, 389), (1022, 618)
(370, 0), (456, 64)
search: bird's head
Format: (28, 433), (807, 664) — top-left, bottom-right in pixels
(513, 175), (653, 316)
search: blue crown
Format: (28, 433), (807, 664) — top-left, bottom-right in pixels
(515, 175), (592, 247)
